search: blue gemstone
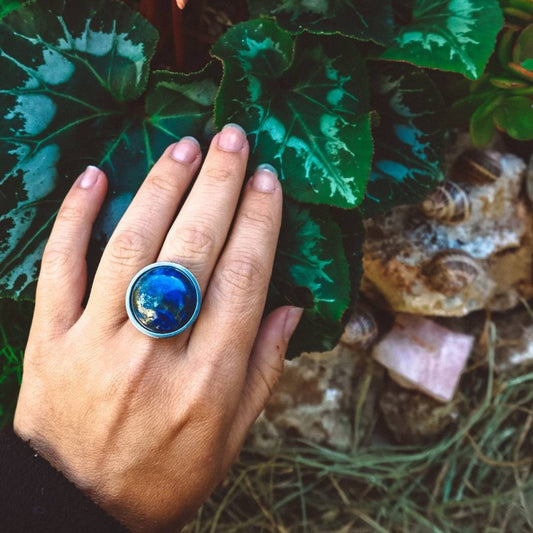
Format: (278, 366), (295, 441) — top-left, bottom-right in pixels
(129, 264), (200, 336)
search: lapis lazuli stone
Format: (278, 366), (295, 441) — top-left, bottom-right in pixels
(128, 264), (200, 336)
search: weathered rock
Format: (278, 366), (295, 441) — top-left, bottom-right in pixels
(362, 151), (533, 316)
(379, 380), (460, 445)
(372, 314), (473, 403)
(249, 346), (384, 451)
(472, 306), (533, 379)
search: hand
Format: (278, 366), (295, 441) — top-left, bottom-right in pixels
(13, 124), (302, 532)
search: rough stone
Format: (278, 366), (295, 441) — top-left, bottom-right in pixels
(379, 380), (461, 445)
(249, 346), (384, 451)
(472, 306), (533, 379)
(362, 151), (533, 316)
(372, 314), (473, 403)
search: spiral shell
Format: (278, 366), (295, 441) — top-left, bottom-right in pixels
(423, 250), (483, 296)
(451, 150), (501, 184)
(422, 181), (471, 223)
(340, 305), (378, 349)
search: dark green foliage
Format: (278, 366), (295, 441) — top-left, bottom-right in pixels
(0, 0), (504, 357)
(453, 0), (533, 144)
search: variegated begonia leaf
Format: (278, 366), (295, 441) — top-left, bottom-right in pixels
(212, 19), (373, 209)
(0, 0), (221, 299)
(361, 62), (446, 217)
(268, 200), (360, 358)
(381, 0), (504, 80)
(247, 0), (395, 45)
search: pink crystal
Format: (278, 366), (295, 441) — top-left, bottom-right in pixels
(372, 314), (474, 403)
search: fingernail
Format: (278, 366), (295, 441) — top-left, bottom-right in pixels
(171, 136), (200, 164)
(284, 307), (304, 343)
(78, 166), (100, 189)
(251, 164), (279, 193)
(217, 123), (246, 152)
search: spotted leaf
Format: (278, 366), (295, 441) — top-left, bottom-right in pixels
(247, 0), (395, 45)
(382, 0), (504, 80)
(0, 0), (221, 300)
(212, 19), (373, 209)
(361, 62), (446, 217)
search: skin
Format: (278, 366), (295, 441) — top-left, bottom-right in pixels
(13, 124), (302, 532)
(176, 0), (188, 9)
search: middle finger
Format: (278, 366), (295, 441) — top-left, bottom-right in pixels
(157, 124), (249, 293)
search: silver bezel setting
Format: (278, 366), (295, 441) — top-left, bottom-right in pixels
(125, 262), (201, 338)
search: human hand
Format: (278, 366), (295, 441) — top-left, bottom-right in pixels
(13, 124), (302, 532)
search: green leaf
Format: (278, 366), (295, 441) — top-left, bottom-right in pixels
(212, 20), (373, 208)
(0, 0), (220, 300)
(513, 23), (533, 71)
(361, 62), (446, 217)
(0, 0), (158, 299)
(93, 63), (221, 245)
(493, 95), (533, 140)
(247, 0), (395, 45)
(268, 200), (359, 358)
(381, 0), (504, 80)
(469, 94), (502, 146)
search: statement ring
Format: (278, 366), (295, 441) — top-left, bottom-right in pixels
(125, 262), (201, 338)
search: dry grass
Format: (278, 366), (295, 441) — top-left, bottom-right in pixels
(186, 323), (533, 533)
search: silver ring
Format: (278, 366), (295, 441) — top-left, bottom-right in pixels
(125, 262), (201, 338)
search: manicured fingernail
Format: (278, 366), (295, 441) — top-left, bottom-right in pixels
(78, 166), (100, 189)
(217, 123), (246, 152)
(284, 307), (304, 343)
(171, 136), (200, 164)
(252, 164), (279, 193)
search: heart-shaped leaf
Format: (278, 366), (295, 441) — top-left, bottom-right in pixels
(0, 0), (222, 300)
(268, 200), (360, 358)
(0, 0), (158, 299)
(211, 19), (373, 209)
(247, 0), (395, 45)
(382, 0), (504, 80)
(361, 62), (446, 217)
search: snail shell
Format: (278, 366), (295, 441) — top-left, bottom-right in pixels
(422, 181), (471, 223)
(423, 250), (483, 296)
(340, 305), (378, 349)
(451, 150), (501, 184)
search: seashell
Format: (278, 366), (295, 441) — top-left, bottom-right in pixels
(451, 150), (502, 184)
(340, 305), (378, 349)
(422, 181), (471, 223)
(423, 250), (483, 296)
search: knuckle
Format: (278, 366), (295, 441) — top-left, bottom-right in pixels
(174, 224), (216, 260)
(203, 166), (234, 184)
(55, 204), (82, 227)
(242, 209), (276, 233)
(219, 256), (265, 295)
(108, 229), (149, 267)
(147, 172), (178, 197)
(41, 242), (73, 276)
